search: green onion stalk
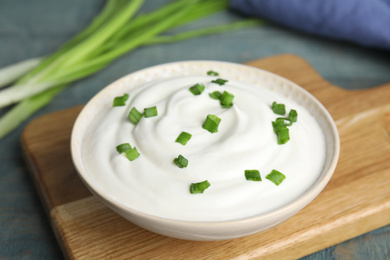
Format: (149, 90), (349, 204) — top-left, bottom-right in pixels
(0, 0), (264, 140)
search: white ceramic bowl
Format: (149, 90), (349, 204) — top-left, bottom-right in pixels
(71, 61), (340, 241)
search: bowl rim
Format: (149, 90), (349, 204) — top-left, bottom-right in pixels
(71, 60), (340, 226)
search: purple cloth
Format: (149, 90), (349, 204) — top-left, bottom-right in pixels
(230, 0), (390, 50)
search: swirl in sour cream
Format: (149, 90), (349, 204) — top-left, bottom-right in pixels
(82, 75), (326, 221)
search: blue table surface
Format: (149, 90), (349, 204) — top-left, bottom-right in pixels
(1, 1), (389, 259)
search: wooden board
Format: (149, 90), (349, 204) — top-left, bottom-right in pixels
(21, 54), (390, 259)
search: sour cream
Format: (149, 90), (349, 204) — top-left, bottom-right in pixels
(82, 75), (326, 221)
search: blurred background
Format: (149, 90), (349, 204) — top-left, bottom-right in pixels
(0, 0), (389, 259)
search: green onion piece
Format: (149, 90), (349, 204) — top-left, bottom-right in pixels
(220, 91), (234, 108)
(272, 117), (293, 145)
(245, 169), (262, 181)
(211, 78), (228, 86)
(207, 70), (219, 76)
(271, 101), (286, 115)
(266, 169), (286, 186)
(209, 91), (222, 100)
(190, 180), (210, 194)
(144, 106), (158, 118)
(116, 143), (131, 153)
(113, 93), (129, 107)
(189, 83), (205, 95)
(128, 107), (143, 124)
(175, 131), (192, 145)
(288, 109), (298, 123)
(202, 114), (221, 133)
(173, 154), (188, 168)
(125, 147), (140, 161)
(272, 120), (281, 134)
(272, 118), (292, 132)
(276, 125), (290, 144)
(271, 107), (297, 144)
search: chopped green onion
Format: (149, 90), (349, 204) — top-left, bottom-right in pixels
(271, 101), (286, 115)
(266, 169), (286, 186)
(175, 131), (192, 146)
(209, 91), (222, 100)
(220, 91), (234, 108)
(202, 114), (221, 133)
(189, 83), (205, 95)
(113, 93), (129, 107)
(116, 143), (131, 153)
(288, 109), (298, 123)
(125, 147), (140, 161)
(116, 143), (140, 161)
(207, 70), (219, 76)
(128, 107), (143, 125)
(272, 118), (292, 131)
(271, 107), (298, 145)
(245, 170), (262, 181)
(144, 106), (158, 118)
(209, 90), (234, 108)
(274, 124), (290, 145)
(277, 127), (290, 144)
(211, 78), (228, 86)
(190, 180), (210, 194)
(174, 154), (188, 168)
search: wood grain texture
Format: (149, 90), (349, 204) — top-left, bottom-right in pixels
(21, 54), (390, 259)
(22, 105), (90, 215)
